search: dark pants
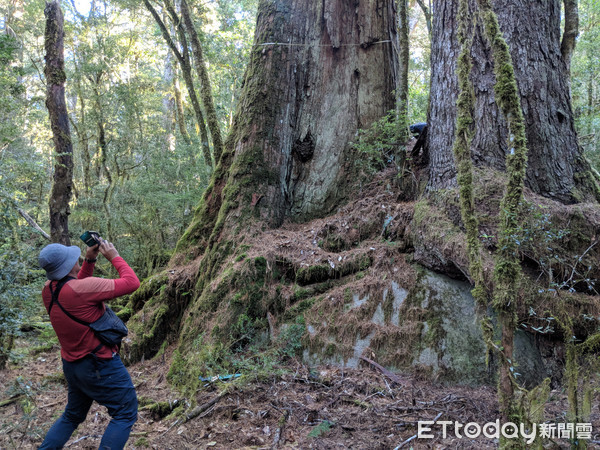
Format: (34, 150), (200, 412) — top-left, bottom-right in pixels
(39, 354), (138, 450)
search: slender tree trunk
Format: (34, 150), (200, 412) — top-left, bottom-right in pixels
(173, 69), (192, 145)
(162, 48), (176, 153)
(143, 0), (212, 167)
(71, 75), (91, 194)
(45, 1), (73, 245)
(561, 0), (579, 76)
(179, 0), (224, 163)
(98, 111), (115, 240)
(588, 63), (594, 135)
(78, 92), (92, 194)
(415, 0), (431, 37)
(427, 0), (597, 204)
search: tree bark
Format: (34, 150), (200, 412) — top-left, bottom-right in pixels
(45, 1), (73, 245)
(180, 0), (398, 344)
(397, 0), (409, 142)
(179, 0), (224, 163)
(237, 0), (399, 225)
(426, 0), (597, 204)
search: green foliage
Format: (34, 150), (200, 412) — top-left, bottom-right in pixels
(407, 4), (430, 124)
(0, 0), (258, 282)
(308, 420), (334, 438)
(351, 111), (406, 175)
(0, 33), (48, 368)
(0, 238), (46, 367)
(277, 317), (306, 358)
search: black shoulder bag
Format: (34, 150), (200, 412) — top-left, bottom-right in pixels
(47, 277), (129, 353)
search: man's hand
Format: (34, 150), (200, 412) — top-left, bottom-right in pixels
(99, 240), (120, 262)
(85, 243), (101, 261)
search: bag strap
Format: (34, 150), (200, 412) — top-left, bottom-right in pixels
(48, 277), (91, 326)
(47, 276), (105, 355)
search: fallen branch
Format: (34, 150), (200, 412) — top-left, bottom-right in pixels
(271, 410), (290, 449)
(394, 434), (417, 449)
(68, 434), (102, 445)
(40, 399), (63, 409)
(360, 356), (403, 386)
(184, 393), (223, 422)
(17, 208), (51, 241)
(0, 395), (25, 408)
(164, 392), (226, 435)
(394, 412), (443, 450)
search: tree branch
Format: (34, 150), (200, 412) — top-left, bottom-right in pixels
(415, 0), (432, 37)
(142, 0), (184, 66)
(17, 208), (51, 241)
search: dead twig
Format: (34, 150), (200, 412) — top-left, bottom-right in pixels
(394, 434), (418, 449)
(16, 208), (51, 241)
(40, 399), (63, 409)
(271, 410), (290, 449)
(163, 392), (226, 435)
(0, 395), (25, 408)
(67, 434), (101, 446)
(394, 411), (443, 450)
(360, 356), (402, 386)
(183, 394), (222, 422)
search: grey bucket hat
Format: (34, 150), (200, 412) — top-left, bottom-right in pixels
(39, 243), (81, 280)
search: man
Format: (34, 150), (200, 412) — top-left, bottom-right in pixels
(38, 239), (140, 449)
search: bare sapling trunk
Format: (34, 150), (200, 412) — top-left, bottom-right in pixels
(561, 0), (579, 76)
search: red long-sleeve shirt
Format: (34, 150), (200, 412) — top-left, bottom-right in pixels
(42, 257), (140, 361)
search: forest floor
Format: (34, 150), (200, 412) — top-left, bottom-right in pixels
(1, 342), (599, 449)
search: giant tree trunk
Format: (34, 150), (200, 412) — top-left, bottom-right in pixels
(232, 0), (398, 226)
(126, 0), (398, 377)
(426, 0), (597, 204)
(45, 1), (73, 245)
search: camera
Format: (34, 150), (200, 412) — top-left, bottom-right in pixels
(80, 231), (101, 247)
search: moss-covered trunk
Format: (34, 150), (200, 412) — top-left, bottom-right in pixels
(45, 1), (73, 245)
(426, 0), (598, 204)
(179, 0), (224, 163)
(126, 0), (398, 391)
